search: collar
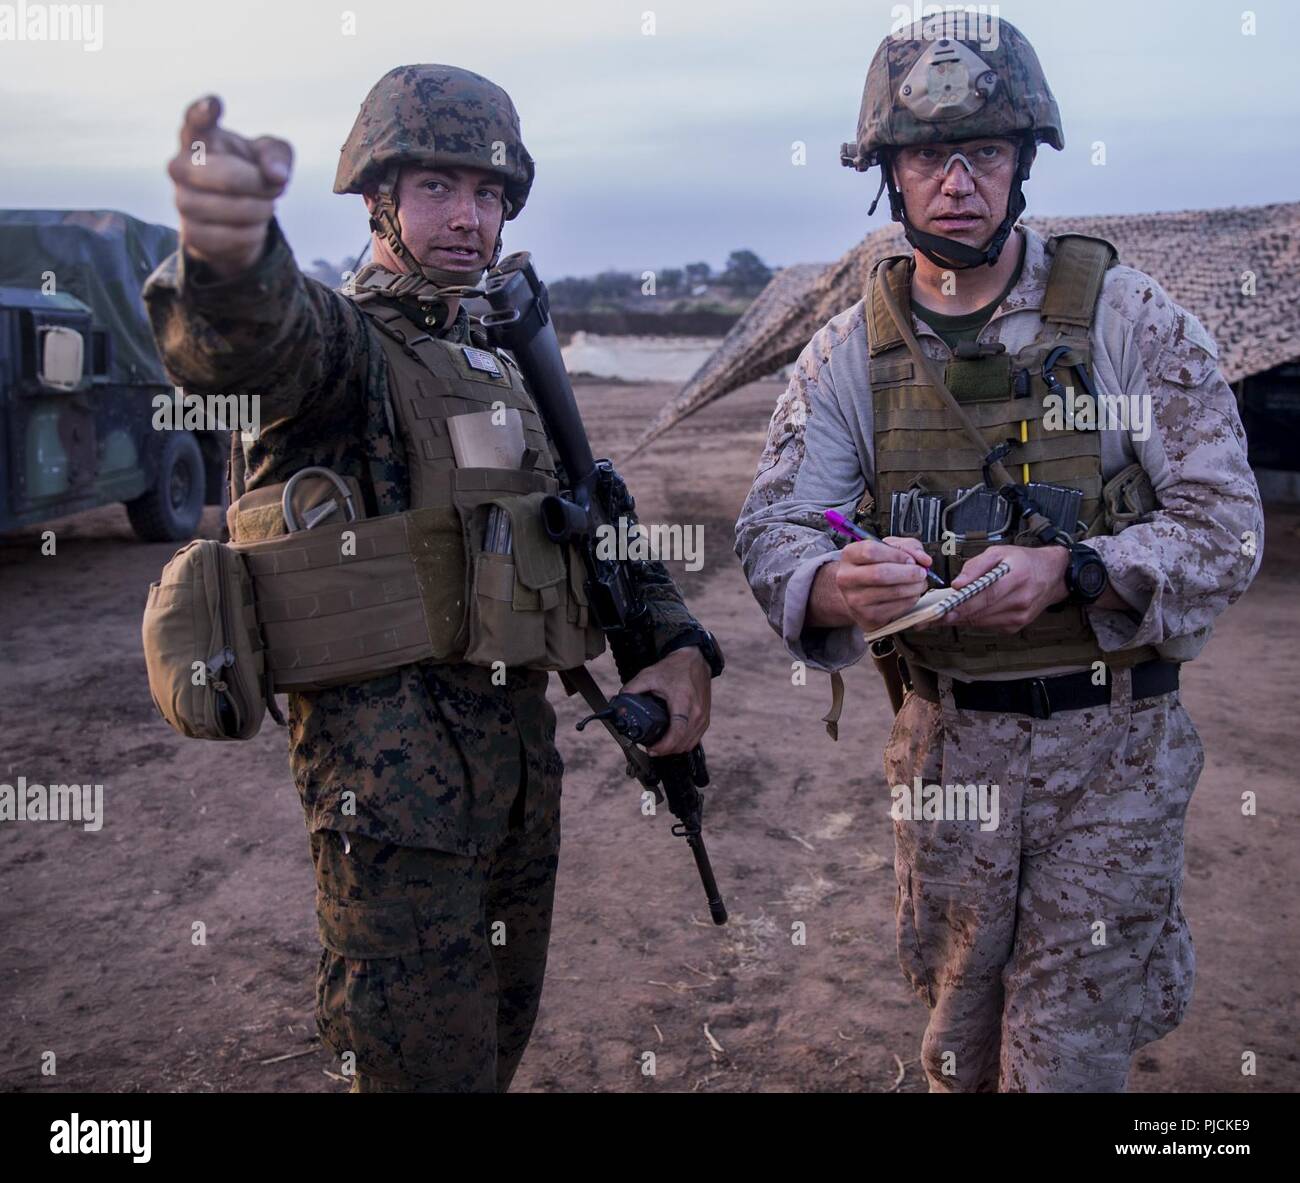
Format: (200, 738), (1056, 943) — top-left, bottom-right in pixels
(352, 263), (473, 342)
(866, 225), (1051, 357)
(988, 224), (1050, 317)
(439, 305), (472, 344)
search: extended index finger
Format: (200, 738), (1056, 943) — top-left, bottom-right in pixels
(882, 535), (932, 565)
(179, 94), (222, 155)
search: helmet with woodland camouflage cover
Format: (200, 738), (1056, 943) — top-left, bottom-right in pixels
(841, 17), (1063, 270)
(334, 63), (534, 216)
(335, 64), (534, 295)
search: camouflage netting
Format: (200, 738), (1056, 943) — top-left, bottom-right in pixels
(0, 209), (178, 386)
(625, 200), (1300, 458)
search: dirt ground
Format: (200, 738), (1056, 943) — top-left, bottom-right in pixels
(2, 378), (1296, 1093)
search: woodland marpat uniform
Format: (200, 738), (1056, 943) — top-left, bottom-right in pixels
(144, 217), (700, 1090)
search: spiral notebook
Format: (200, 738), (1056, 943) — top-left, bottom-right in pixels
(862, 561), (1011, 642)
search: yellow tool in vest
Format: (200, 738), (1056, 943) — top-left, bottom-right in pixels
(863, 237), (1163, 679)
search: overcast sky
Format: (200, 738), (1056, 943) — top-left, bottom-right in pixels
(2, 0), (1297, 278)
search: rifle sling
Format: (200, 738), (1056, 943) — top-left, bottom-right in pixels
(874, 263), (1056, 541)
(559, 666), (655, 782)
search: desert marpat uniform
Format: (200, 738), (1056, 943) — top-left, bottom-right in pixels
(144, 214), (700, 1090)
(734, 220), (1263, 1090)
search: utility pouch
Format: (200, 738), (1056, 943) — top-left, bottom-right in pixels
(1101, 462), (1158, 533)
(461, 487), (557, 669)
(142, 539), (272, 741)
(454, 471), (605, 671)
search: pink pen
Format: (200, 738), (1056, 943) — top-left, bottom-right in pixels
(824, 508), (946, 587)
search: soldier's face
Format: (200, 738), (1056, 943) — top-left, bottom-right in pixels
(892, 138), (1019, 248)
(380, 165), (506, 273)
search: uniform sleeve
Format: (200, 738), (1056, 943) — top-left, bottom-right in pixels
(142, 217), (371, 427)
(544, 444), (703, 661)
(626, 558), (704, 655)
(734, 325), (871, 672)
(1085, 297), (1264, 652)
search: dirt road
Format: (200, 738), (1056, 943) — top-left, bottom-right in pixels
(2, 379), (1295, 1092)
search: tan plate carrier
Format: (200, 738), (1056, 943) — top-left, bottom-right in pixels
(226, 298), (605, 693)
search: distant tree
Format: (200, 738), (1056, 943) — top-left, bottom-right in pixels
(548, 276), (598, 310)
(659, 267), (684, 296)
(719, 249), (773, 295)
(590, 269), (639, 302)
(684, 261), (712, 289)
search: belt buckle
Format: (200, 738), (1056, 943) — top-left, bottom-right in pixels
(1027, 678), (1052, 720)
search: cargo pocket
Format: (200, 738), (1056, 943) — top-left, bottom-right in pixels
(895, 868), (936, 1009)
(1130, 883), (1196, 1051)
(315, 893), (424, 1087)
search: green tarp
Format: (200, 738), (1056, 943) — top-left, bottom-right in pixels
(0, 209), (178, 386)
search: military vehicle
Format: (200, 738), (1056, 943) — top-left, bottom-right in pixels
(0, 209), (227, 541)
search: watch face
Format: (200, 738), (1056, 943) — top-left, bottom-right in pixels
(1077, 557), (1107, 598)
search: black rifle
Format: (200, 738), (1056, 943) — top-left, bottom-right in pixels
(481, 252), (727, 925)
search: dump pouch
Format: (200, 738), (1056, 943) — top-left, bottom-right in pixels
(142, 539), (269, 740)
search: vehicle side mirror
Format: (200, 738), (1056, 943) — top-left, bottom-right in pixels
(39, 325), (85, 391)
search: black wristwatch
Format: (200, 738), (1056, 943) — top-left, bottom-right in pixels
(660, 628), (725, 678)
(1062, 542), (1108, 605)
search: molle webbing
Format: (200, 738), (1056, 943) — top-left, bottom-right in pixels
(233, 466), (568, 691)
(864, 235), (1158, 677)
(228, 302), (602, 691)
(359, 303), (557, 501)
(238, 511), (446, 688)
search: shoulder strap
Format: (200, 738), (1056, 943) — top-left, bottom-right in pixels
(864, 255), (914, 356)
(227, 429), (245, 503)
(873, 268), (1061, 544)
(1041, 234), (1117, 330)
(351, 296), (432, 345)
(356, 300), (475, 379)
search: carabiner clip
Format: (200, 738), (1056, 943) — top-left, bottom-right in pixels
(1041, 344), (1073, 397)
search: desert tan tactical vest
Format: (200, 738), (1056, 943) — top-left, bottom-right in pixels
(865, 233), (1159, 677)
(226, 291), (604, 693)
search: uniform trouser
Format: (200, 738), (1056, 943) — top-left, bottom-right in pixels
(310, 805), (560, 1092)
(883, 665), (1205, 1092)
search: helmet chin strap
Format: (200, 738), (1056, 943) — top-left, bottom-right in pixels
(877, 138), (1034, 271)
(367, 163), (511, 323)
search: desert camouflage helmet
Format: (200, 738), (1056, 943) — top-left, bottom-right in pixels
(842, 18), (1062, 270)
(334, 63), (534, 218)
(841, 17), (1063, 172)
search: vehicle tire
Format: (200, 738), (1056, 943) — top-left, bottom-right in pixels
(126, 431), (206, 542)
